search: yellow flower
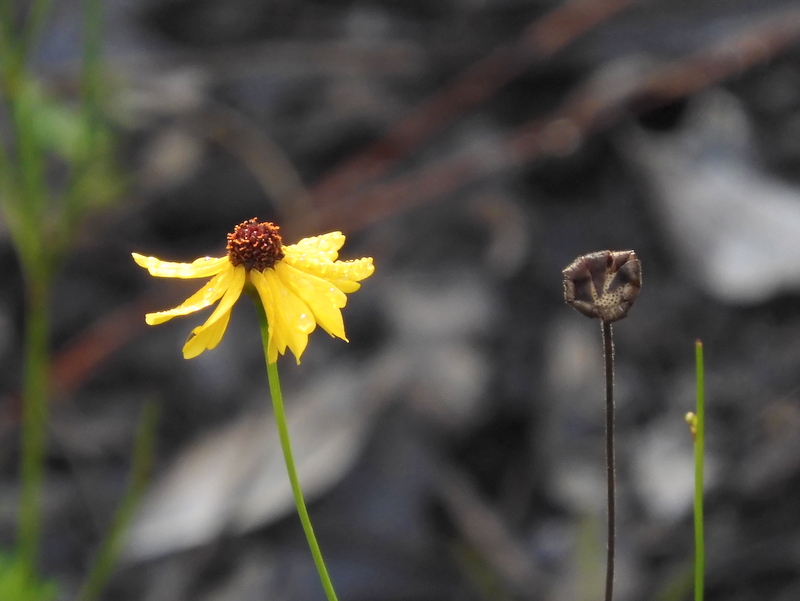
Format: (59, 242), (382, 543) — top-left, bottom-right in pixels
(133, 219), (374, 363)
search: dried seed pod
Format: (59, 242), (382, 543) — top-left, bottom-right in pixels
(563, 250), (641, 322)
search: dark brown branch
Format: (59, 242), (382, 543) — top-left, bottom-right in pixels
(307, 0), (641, 208)
(301, 6), (800, 235)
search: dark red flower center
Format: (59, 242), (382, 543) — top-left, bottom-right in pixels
(226, 218), (285, 271)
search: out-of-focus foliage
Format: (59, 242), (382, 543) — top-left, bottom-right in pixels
(0, 553), (57, 601)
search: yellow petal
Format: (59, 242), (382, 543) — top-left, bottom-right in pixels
(327, 279), (362, 293)
(203, 264), (246, 326)
(180, 265), (246, 359)
(284, 254), (373, 283)
(144, 263), (235, 325)
(132, 253), (229, 278)
(252, 268), (316, 363)
(327, 257), (375, 281)
(249, 269), (283, 362)
(266, 268), (317, 362)
(284, 232), (346, 263)
(315, 258), (374, 293)
(276, 262), (347, 340)
(182, 309), (232, 359)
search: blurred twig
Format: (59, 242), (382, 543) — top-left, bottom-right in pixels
(192, 102), (311, 222)
(0, 294), (168, 432)
(307, 0), (640, 212)
(436, 465), (542, 599)
(305, 6), (800, 234)
(49, 297), (157, 400)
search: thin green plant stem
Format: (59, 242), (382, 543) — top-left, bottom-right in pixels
(0, 1), (21, 88)
(693, 340), (705, 601)
(0, 1), (15, 49)
(252, 296), (339, 601)
(79, 0), (105, 171)
(20, 0), (55, 61)
(601, 320), (615, 601)
(10, 86), (49, 239)
(76, 400), (159, 601)
(17, 274), (52, 579)
(0, 143), (23, 249)
(81, 0), (103, 112)
(62, 0), (105, 236)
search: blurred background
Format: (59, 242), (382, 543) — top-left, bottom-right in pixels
(3, 0), (800, 599)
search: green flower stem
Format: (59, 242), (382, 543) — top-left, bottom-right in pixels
(17, 274), (52, 579)
(694, 340), (705, 601)
(252, 296), (339, 601)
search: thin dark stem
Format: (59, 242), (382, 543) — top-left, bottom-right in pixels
(601, 320), (615, 601)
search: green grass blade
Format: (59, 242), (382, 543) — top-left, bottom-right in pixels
(693, 340), (705, 601)
(76, 401), (159, 601)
